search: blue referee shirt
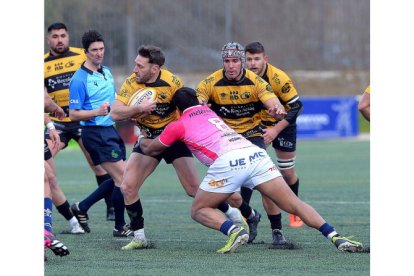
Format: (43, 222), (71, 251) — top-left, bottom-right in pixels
(69, 63), (116, 126)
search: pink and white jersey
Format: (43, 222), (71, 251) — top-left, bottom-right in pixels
(159, 105), (254, 166)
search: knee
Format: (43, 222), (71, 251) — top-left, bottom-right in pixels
(120, 182), (136, 198)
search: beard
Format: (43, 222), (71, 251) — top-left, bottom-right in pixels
(51, 45), (69, 55)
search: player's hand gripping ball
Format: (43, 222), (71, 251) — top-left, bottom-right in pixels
(127, 87), (157, 119)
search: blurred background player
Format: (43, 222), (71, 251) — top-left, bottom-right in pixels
(44, 91), (70, 260)
(245, 41), (304, 228)
(358, 85), (370, 122)
(196, 42), (291, 246)
(44, 22), (114, 221)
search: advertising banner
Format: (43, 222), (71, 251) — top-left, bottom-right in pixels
(297, 96), (359, 139)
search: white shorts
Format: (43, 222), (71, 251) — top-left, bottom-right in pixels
(200, 146), (282, 193)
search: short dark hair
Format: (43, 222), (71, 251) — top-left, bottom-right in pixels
(245, 42), (265, 54)
(138, 45), (165, 67)
(172, 87), (199, 112)
(82, 30), (104, 51)
(47, 22), (67, 33)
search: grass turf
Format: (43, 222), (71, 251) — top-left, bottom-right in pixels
(45, 138), (370, 275)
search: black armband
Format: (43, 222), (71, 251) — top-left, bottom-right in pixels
(284, 99), (303, 125)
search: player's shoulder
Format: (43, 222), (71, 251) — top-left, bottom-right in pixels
(267, 63), (291, 79)
(68, 47), (85, 55)
(200, 69), (223, 85)
(159, 69), (183, 88)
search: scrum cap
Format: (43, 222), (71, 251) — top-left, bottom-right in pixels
(221, 42), (245, 67)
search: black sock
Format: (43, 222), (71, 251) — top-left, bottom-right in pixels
(96, 174), (113, 209)
(238, 200), (253, 218)
(268, 213), (282, 230)
(240, 187), (253, 204)
(56, 200), (73, 221)
(217, 202), (229, 213)
(79, 178), (114, 212)
(112, 186), (126, 230)
(289, 178), (299, 197)
(125, 199), (144, 231)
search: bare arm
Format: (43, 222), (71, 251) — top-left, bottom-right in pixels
(111, 99), (156, 121)
(139, 137), (169, 156)
(358, 92), (370, 122)
(263, 97), (286, 121)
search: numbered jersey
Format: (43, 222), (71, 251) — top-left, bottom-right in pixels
(159, 105), (253, 166)
(116, 69), (183, 138)
(44, 47), (86, 122)
(196, 68), (276, 138)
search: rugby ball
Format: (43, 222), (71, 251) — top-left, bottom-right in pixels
(127, 87), (157, 119)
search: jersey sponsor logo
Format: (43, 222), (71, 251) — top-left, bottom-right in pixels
(281, 83), (291, 94)
(220, 92), (227, 99)
(54, 62), (64, 71)
(203, 76), (215, 84)
(248, 151), (265, 162)
(277, 137), (293, 149)
(46, 72), (74, 91)
(70, 99), (79, 104)
(171, 75), (181, 86)
(271, 73), (281, 85)
(230, 91), (239, 100)
(268, 165), (277, 171)
(208, 179), (227, 187)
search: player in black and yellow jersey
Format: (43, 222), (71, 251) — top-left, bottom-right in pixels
(245, 42), (304, 229)
(44, 22), (114, 225)
(196, 42), (291, 246)
(111, 45), (200, 250)
(112, 45), (251, 250)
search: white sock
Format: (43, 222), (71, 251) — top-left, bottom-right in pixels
(227, 225), (237, 236)
(327, 231), (338, 239)
(225, 207), (239, 220)
(69, 217), (79, 227)
(134, 228), (146, 239)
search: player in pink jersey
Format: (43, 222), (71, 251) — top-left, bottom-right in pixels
(140, 87), (366, 254)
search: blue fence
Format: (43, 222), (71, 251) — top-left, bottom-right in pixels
(297, 96), (359, 139)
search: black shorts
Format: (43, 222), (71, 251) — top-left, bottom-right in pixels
(133, 140), (192, 164)
(247, 136), (266, 150)
(44, 139), (52, 161)
(81, 125), (126, 165)
(271, 124), (297, 152)
(44, 121), (82, 149)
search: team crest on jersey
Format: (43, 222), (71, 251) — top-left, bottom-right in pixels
(65, 60), (75, 68)
(158, 91), (167, 100)
(281, 83), (291, 94)
(171, 75), (181, 86)
(220, 92), (227, 99)
(240, 92), (251, 99)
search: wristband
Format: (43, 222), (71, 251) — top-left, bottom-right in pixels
(46, 122), (55, 130)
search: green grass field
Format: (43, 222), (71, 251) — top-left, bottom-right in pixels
(45, 138), (370, 275)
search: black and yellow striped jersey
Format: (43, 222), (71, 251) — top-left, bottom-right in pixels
(116, 69), (183, 138)
(196, 68), (276, 138)
(260, 63), (299, 127)
(44, 47), (86, 122)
